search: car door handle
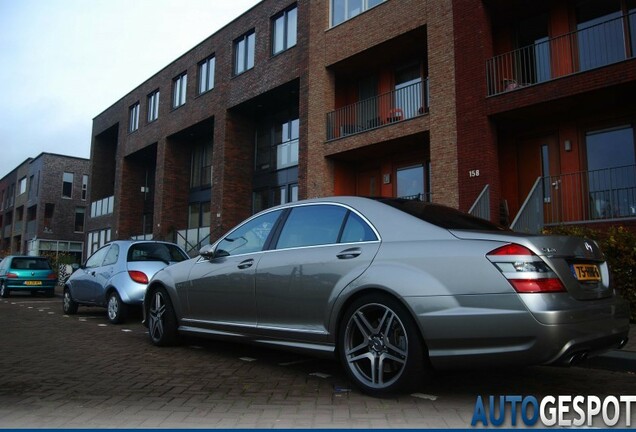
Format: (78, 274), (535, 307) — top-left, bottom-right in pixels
(337, 248), (362, 259)
(90, 271), (96, 276)
(237, 259), (254, 270)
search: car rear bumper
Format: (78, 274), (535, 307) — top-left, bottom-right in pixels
(5, 281), (57, 290)
(406, 293), (630, 370)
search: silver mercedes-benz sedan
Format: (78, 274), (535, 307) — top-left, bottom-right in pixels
(142, 197), (630, 396)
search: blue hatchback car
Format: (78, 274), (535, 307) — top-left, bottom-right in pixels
(0, 256), (58, 298)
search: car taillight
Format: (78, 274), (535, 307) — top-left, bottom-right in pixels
(128, 270), (149, 284)
(7, 272), (18, 278)
(48, 273), (58, 280)
(487, 243), (565, 294)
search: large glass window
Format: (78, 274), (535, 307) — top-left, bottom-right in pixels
(62, 172), (73, 198)
(216, 209), (282, 256)
(173, 72), (187, 108)
(81, 175), (88, 201)
(190, 141), (212, 189)
(198, 56), (215, 94)
(331, 0), (384, 26)
(188, 201), (211, 229)
(276, 119), (299, 169)
(396, 164), (427, 201)
(576, 0), (624, 71)
(586, 125), (636, 218)
(234, 30), (255, 75)
(394, 65), (423, 120)
(147, 90), (160, 122)
(273, 5), (297, 55)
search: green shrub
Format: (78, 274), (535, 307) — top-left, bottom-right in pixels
(543, 225), (636, 322)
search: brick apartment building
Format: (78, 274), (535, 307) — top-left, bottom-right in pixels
(88, 0), (636, 256)
(0, 153), (90, 262)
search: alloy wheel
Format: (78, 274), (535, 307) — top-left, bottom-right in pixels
(107, 294), (119, 321)
(148, 290), (166, 343)
(343, 302), (409, 390)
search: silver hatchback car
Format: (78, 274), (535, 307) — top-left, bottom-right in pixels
(142, 197), (630, 396)
(64, 240), (188, 323)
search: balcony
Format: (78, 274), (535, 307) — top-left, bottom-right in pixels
(512, 165), (636, 233)
(326, 79), (429, 141)
(487, 12), (636, 96)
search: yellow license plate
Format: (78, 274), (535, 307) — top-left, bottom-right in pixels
(572, 264), (601, 282)
(24, 281), (42, 286)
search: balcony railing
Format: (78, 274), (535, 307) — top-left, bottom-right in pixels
(175, 227), (211, 257)
(326, 79), (429, 141)
(487, 12), (636, 96)
(511, 165), (636, 233)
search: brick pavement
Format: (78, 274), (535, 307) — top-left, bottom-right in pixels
(0, 291), (634, 428)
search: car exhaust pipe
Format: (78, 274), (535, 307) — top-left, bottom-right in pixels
(567, 351), (588, 366)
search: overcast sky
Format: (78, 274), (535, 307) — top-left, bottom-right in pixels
(0, 0), (261, 177)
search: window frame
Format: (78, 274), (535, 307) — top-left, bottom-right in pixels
(272, 4), (298, 55)
(81, 175), (88, 201)
(172, 72), (188, 109)
(62, 172), (74, 199)
(198, 55), (216, 95)
(330, 0), (384, 27)
(234, 30), (256, 75)
(147, 89), (160, 122)
(129, 102), (140, 132)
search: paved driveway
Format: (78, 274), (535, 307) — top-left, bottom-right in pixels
(1, 292), (634, 428)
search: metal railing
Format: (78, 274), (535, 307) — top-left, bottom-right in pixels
(487, 12), (636, 96)
(544, 165), (636, 225)
(510, 177), (544, 234)
(175, 227), (211, 257)
(468, 184), (490, 221)
(511, 165), (636, 232)
(327, 79), (429, 141)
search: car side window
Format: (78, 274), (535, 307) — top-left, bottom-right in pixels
(216, 210), (282, 256)
(340, 212), (378, 243)
(85, 246), (110, 269)
(103, 244), (119, 266)
(276, 205), (348, 249)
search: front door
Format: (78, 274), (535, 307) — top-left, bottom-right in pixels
(517, 134), (560, 224)
(356, 169), (381, 197)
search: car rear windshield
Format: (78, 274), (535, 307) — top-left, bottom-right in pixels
(378, 198), (508, 231)
(10, 258), (52, 270)
(127, 243), (188, 263)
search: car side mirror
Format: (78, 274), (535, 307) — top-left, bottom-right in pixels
(71, 263), (80, 272)
(199, 244), (230, 260)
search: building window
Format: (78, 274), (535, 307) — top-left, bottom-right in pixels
(173, 72), (187, 108)
(585, 125), (636, 218)
(129, 102), (140, 132)
(81, 175), (88, 201)
(147, 90), (160, 122)
(276, 119), (299, 170)
(74, 207), (85, 232)
(198, 56), (215, 94)
(28, 175), (36, 199)
(190, 142), (213, 189)
(18, 177), (27, 195)
(44, 203), (54, 230)
(62, 172), (73, 199)
(234, 30), (255, 75)
(188, 201), (211, 229)
(272, 5), (297, 55)
(396, 164), (429, 201)
(331, 0), (384, 26)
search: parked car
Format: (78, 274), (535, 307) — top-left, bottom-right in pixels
(0, 255), (58, 298)
(64, 240), (188, 324)
(142, 197), (630, 396)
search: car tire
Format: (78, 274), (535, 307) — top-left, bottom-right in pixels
(147, 287), (178, 346)
(107, 291), (128, 324)
(62, 288), (78, 315)
(0, 281), (9, 298)
(338, 293), (429, 396)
